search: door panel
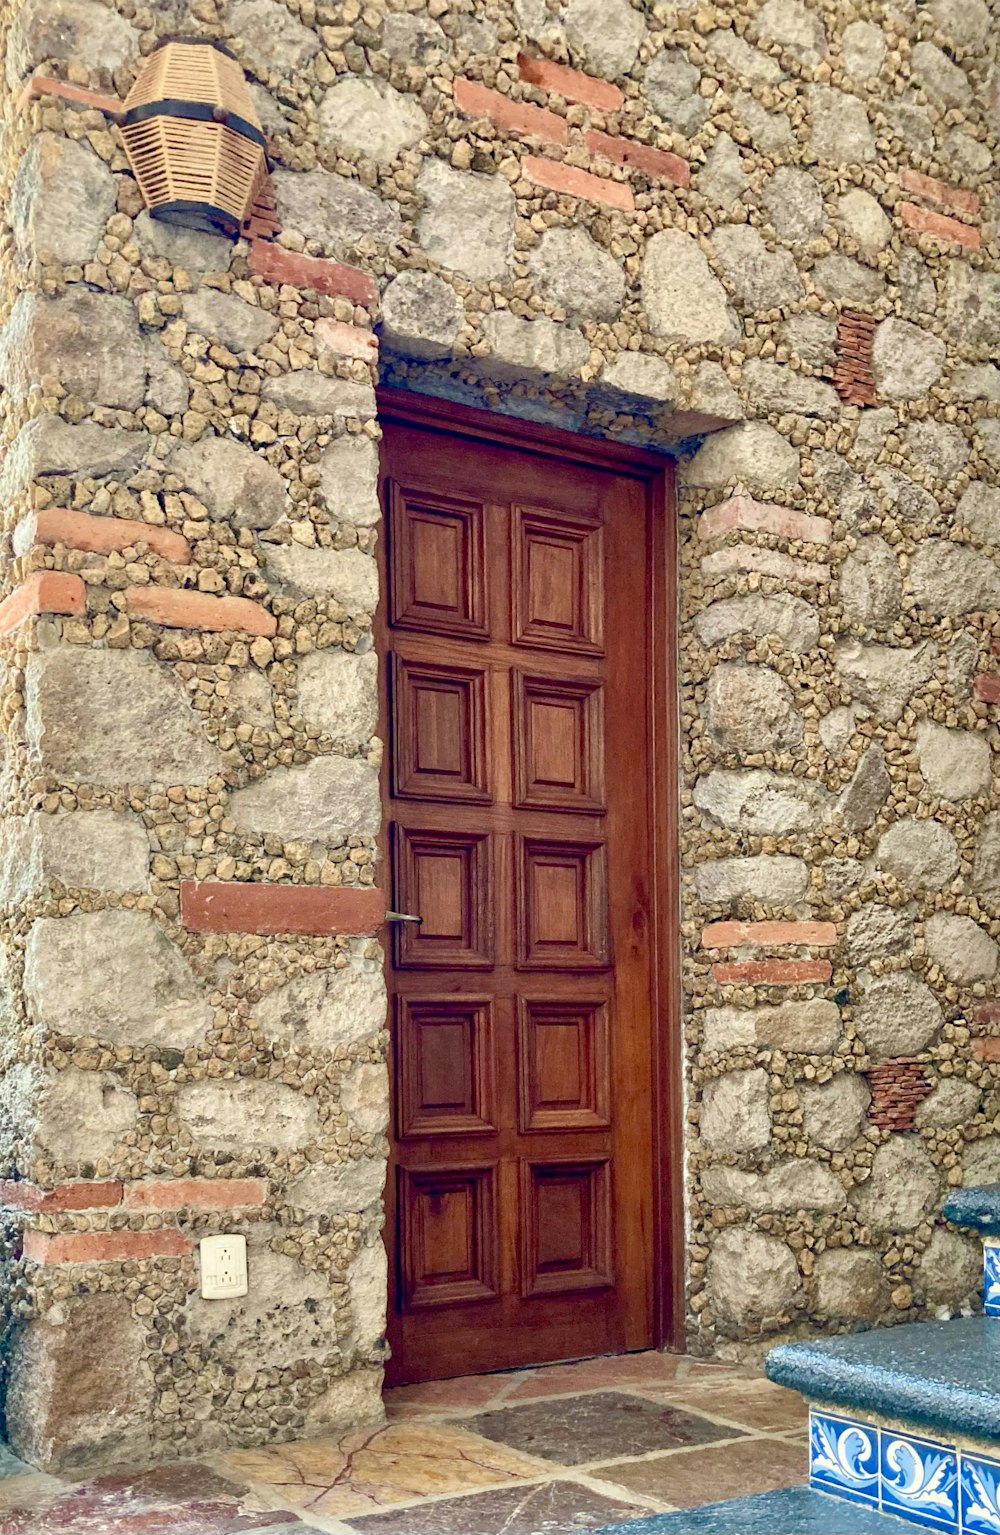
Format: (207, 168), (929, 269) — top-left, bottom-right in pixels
(379, 416), (658, 1384)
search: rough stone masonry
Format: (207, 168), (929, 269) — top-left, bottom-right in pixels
(0, 0), (997, 1476)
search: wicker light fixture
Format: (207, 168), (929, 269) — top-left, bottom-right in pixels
(119, 37), (269, 238)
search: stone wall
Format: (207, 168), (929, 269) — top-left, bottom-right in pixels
(0, 0), (997, 1472)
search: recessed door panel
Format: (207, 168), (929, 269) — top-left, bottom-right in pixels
(380, 413), (662, 1384)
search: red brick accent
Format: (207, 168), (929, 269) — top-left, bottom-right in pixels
(26, 507), (190, 564)
(972, 1001), (1000, 1033)
(712, 960), (833, 984)
(584, 129), (689, 189)
(974, 674), (1000, 703)
(899, 168), (979, 218)
(180, 880), (387, 937)
(0, 1180), (122, 1212)
(518, 54), (623, 112)
(866, 1058), (933, 1130)
(833, 309), (877, 407)
(453, 78), (568, 144)
(702, 920), (837, 948)
(700, 546), (830, 585)
(698, 495), (832, 546)
(521, 154), (634, 211)
(250, 241), (378, 307)
(900, 202), (980, 250)
(124, 587), (277, 637)
(314, 318), (378, 362)
(123, 1177), (267, 1211)
(16, 74), (122, 117)
(0, 572), (85, 635)
(973, 1038), (1000, 1063)
(24, 1229), (191, 1265)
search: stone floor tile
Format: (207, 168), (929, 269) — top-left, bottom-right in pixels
(596, 1435), (807, 1508)
(0, 1459), (299, 1534)
(382, 1373), (520, 1418)
(501, 1352), (734, 1403)
(343, 1476), (649, 1534)
(463, 1391), (743, 1466)
(220, 1421), (549, 1521)
(638, 1377), (809, 1434)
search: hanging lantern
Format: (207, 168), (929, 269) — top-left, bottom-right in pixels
(119, 37), (269, 238)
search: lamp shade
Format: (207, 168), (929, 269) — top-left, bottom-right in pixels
(120, 37), (268, 238)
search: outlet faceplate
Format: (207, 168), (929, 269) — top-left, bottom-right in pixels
(199, 1233), (248, 1299)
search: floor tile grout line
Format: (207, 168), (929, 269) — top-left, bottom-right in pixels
(570, 1467), (677, 1514)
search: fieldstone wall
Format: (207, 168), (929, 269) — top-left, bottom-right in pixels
(0, 0), (997, 1472)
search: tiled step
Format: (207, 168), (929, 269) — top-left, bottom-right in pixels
(943, 1183), (1000, 1315)
(766, 1316), (1000, 1533)
(595, 1485), (920, 1532)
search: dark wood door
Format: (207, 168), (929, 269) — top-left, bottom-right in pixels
(378, 411), (659, 1385)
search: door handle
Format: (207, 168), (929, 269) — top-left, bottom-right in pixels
(385, 911), (423, 924)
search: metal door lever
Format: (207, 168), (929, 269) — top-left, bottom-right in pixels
(385, 910), (423, 924)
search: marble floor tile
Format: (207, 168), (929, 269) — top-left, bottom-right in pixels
(501, 1351), (741, 1403)
(343, 1476), (649, 1534)
(220, 1421), (549, 1520)
(0, 1460), (300, 1534)
(637, 1377), (809, 1434)
(463, 1390), (743, 1467)
(382, 1373), (521, 1419)
(598, 1435), (808, 1508)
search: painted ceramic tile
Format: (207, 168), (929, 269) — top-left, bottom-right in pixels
(960, 1451), (1000, 1535)
(809, 1411), (879, 1506)
(879, 1430), (957, 1532)
(983, 1243), (1000, 1317)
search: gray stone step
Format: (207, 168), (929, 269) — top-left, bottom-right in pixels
(766, 1315), (1000, 1442)
(942, 1182), (1000, 1235)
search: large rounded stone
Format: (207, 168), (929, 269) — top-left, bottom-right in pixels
(703, 1159), (846, 1213)
(25, 648), (224, 786)
(910, 541), (1000, 618)
(852, 1136), (941, 1231)
(416, 161), (515, 281)
(712, 225), (804, 311)
(877, 818), (960, 891)
(317, 436), (381, 526)
(179, 1078), (319, 1151)
(700, 1068), (771, 1154)
(341, 1061), (390, 1136)
(25, 910), (209, 1049)
(694, 769), (834, 835)
(814, 1249), (889, 1321)
(845, 904), (914, 965)
(705, 663), (804, 754)
(872, 318), (946, 399)
(800, 1075), (871, 1151)
(836, 189), (891, 253)
(695, 855), (809, 905)
(482, 312), (588, 379)
(963, 1137), (1000, 1185)
(564, 0), (645, 76)
(838, 745), (891, 833)
(906, 422), (970, 485)
(296, 651), (378, 745)
(0, 291), (145, 411)
(181, 289), (278, 354)
(319, 78), (428, 161)
(707, 1227), (799, 1326)
(381, 271), (463, 361)
(808, 85), (876, 163)
(230, 756), (380, 843)
(761, 167), (825, 242)
(703, 1000), (842, 1055)
(695, 593), (820, 652)
(0, 810), (149, 903)
(685, 423), (800, 491)
(253, 961), (386, 1051)
(642, 230), (738, 345)
(274, 167), (402, 253)
(11, 135), (115, 266)
(834, 639), (937, 724)
(171, 437), (286, 530)
(840, 20), (887, 77)
(7, 0), (137, 85)
(973, 813), (1000, 894)
(749, 0), (827, 64)
(926, 913), (999, 984)
(910, 40), (968, 106)
(917, 1229), (982, 1306)
(288, 1157), (386, 1215)
(915, 1079), (982, 1132)
(956, 484), (1000, 545)
(528, 226), (626, 322)
(854, 972), (943, 1062)
(839, 536), (902, 626)
(266, 546), (378, 609)
(226, 0), (318, 76)
(916, 722), (993, 802)
(262, 374), (376, 418)
(644, 49), (708, 136)
(33, 1066), (139, 1165)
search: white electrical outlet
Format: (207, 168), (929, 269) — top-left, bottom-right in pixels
(199, 1233), (248, 1299)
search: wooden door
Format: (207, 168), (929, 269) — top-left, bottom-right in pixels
(378, 408), (662, 1385)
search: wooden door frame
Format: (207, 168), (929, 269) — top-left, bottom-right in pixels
(375, 386), (685, 1355)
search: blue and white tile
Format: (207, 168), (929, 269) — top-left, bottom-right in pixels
(879, 1429), (957, 1532)
(809, 1410), (880, 1506)
(960, 1450), (1000, 1535)
(983, 1243), (1000, 1316)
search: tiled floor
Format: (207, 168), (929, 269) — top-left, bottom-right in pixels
(0, 1351), (808, 1535)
